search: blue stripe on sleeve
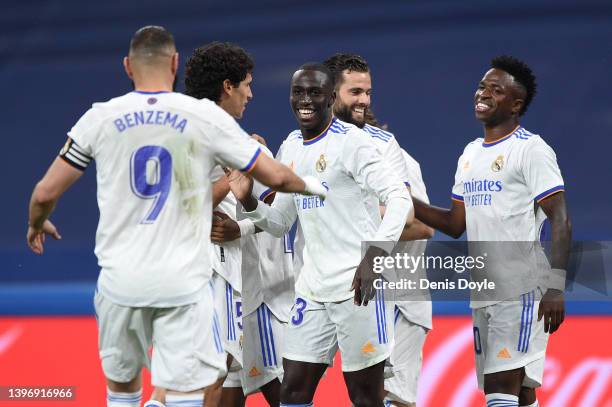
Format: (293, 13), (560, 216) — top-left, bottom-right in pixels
(240, 147), (262, 172)
(535, 185), (564, 202)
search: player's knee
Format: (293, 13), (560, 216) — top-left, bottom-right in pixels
(346, 381), (381, 407)
(349, 391), (382, 407)
(279, 383), (308, 404)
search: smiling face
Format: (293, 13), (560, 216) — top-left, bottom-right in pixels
(474, 68), (524, 127)
(220, 72), (253, 119)
(290, 69), (335, 135)
(333, 69), (372, 128)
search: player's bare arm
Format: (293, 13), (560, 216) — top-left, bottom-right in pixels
(212, 176), (231, 209)
(537, 191), (571, 334)
(28, 156), (83, 254)
(413, 197), (466, 239)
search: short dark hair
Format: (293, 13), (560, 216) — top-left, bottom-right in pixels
(323, 53), (369, 89)
(491, 55), (537, 115)
(184, 42), (254, 102)
(296, 62), (335, 88)
(129, 26), (175, 61)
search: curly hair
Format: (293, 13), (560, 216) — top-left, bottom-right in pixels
(323, 53), (369, 90)
(184, 42), (254, 102)
(491, 55), (537, 115)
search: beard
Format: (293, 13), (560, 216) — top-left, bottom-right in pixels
(334, 102), (366, 128)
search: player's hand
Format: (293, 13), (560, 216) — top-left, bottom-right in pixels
(537, 288), (565, 334)
(227, 169), (254, 203)
(27, 219), (62, 255)
(211, 211), (241, 243)
(351, 246), (386, 306)
(251, 133), (268, 146)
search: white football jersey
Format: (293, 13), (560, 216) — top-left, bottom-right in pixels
(66, 91), (262, 307)
(210, 166), (242, 293)
(392, 148), (432, 329)
(289, 124), (411, 290)
(244, 118), (411, 302)
(451, 126), (564, 307)
(240, 146), (294, 321)
(363, 124), (411, 186)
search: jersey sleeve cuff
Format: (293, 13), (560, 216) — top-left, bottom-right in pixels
(535, 185), (564, 203)
(240, 147), (262, 172)
(451, 193), (464, 202)
(258, 188), (275, 202)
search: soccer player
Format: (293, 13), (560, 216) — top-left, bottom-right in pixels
(412, 56), (571, 407)
(211, 157), (294, 407)
(183, 41), (289, 407)
(182, 41), (255, 407)
(228, 63), (414, 407)
(324, 53), (434, 407)
(26, 26), (326, 407)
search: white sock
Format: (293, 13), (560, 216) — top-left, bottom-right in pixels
(520, 400), (539, 407)
(106, 388), (142, 407)
(486, 392), (519, 407)
(165, 392), (204, 407)
(144, 401), (166, 407)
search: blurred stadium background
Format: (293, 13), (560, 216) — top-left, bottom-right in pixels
(1, 0), (611, 405)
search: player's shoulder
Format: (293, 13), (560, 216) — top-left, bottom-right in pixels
(163, 93), (224, 117)
(462, 137), (483, 154)
(512, 127), (547, 146)
(76, 92), (137, 125)
(331, 119), (371, 144)
(284, 129), (303, 143)
(512, 127), (558, 162)
(401, 148), (420, 168)
(329, 118), (353, 135)
(362, 123), (395, 143)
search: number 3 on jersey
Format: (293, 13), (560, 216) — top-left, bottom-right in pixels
(291, 297), (307, 325)
(130, 146), (172, 224)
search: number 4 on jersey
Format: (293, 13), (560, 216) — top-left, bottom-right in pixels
(130, 145), (172, 224)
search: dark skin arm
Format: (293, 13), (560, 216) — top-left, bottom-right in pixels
(210, 192), (273, 243)
(399, 218), (434, 241)
(352, 245), (388, 306)
(412, 197), (466, 239)
(537, 191), (571, 334)
(212, 175), (231, 209)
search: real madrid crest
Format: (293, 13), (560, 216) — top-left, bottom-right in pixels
(463, 160), (470, 170)
(491, 155), (504, 172)
(316, 154), (326, 172)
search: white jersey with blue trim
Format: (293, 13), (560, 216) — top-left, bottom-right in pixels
(210, 181), (242, 293)
(451, 126), (565, 307)
(395, 148), (432, 329)
(362, 124), (411, 186)
(240, 145), (294, 321)
(66, 91), (262, 307)
(248, 118), (411, 303)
